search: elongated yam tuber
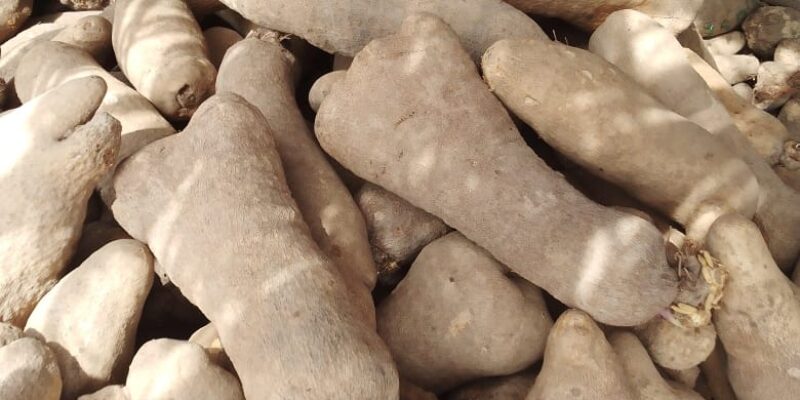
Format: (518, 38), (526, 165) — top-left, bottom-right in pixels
(590, 9), (800, 269)
(483, 38), (759, 242)
(218, 0), (546, 60)
(316, 14), (677, 326)
(113, 0), (216, 119)
(110, 93), (398, 399)
(527, 310), (636, 400)
(706, 214), (800, 400)
(216, 37), (378, 324)
(377, 232), (552, 392)
(0, 77), (121, 326)
(15, 41), (175, 164)
(203, 27), (242, 69)
(1, 14), (112, 85)
(504, 0), (702, 33)
(309, 70), (347, 113)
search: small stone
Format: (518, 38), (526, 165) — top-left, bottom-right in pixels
(779, 96), (800, 137)
(743, 6), (800, 57)
(775, 38), (800, 66)
(696, 0), (760, 38)
(0, 337), (62, 400)
(126, 339), (245, 400)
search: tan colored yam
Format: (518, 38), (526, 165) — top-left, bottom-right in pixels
(634, 318), (716, 370)
(698, 341), (737, 400)
(110, 93), (398, 399)
(527, 310), (637, 400)
(309, 70), (347, 113)
(188, 323), (233, 372)
(0, 77), (121, 326)
(590, 9), (800, 269)
(504, 0), (702, 33)
(203, 27), (242, 69)
(1, 14), (112, 84)
(78, 385), (129, 400)
(0, 337), (62, 400)
(113, 0), (216, 119)
(444, 370), (535, 400)
(706, 214), (800, 400)
(377, 232), (552, 392)
(24, 240), (153, 399)
(610, 331), (705, 400)
(0, 0), (32, 43)
(483, 38), (759, 243)
(219, 0), (546, 60)
(216, 37), (378, 323)
(316, 14), (677, 326)
(16, 41), (175, 163)
(356, 183), (450, 286)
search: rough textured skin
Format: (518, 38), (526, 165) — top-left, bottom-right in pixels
(110, 94), (398, 399)
(0, 77), (121, 326)
(15, 41), (175, 167)
(589, 10), (800, 269)
(317, 14), (677, 327)
(126, 339), (243, 400)
(0, 322), (23, 347)
(706, 214), (800, 400)
(24, 240), (153, 399)
(663, 367), (701, 388)
(754, 60), (800, 110)
(526, 310), (636, 400)
(0, 337), (62, 400)
(1, 14), (112, 84)
(356, 183), (450, 285)
(483, 38), (759, 242)
(634, 318), (716, 370)
(0, 0), (32, 43)
(695, 0), (760, 37)
(400, 380), (438, 400)
(78, 385), (129, 400)
(444, 370), (535, 400)
(218, 0), (546, 60)
(504, 0), (701, 33)
(705, 31), (746, 55)
(113, 0), (216, 119)
(309, 70), (347, 112)
(203, 27), (242, 69)
(610, 331), (705, 400)
(686, 50), (794, 163)
(743, 6), (800, 57)
(216, 37), (378, 324)
(377, 233), (552, 392)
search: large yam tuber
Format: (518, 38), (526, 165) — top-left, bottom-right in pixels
(110, 93), (398, 399)
(316, 14), (677, 326)
(218, 0), (546, 60)
(216, 36), (378, 323)
(0, 77), (121, 326)
(483, 38), (760, 243)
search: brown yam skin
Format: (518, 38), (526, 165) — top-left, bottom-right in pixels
(203, 27), (242, 69)
(706, 214), (800, 400)
(504, 0), (702, 33)
(216, 37), (378, 325)
(444, 370), (535, 400)
(377, 232), (552, 392)
(218, 0), (546, 60)
(526, 310), (637, 400)
(113, 0), (216, 120)
(0, 0), (32, 44)
(316, 14), (677, 327)
(590, 10), (800, 269)
(110, 93), (398, 399)
(482, 38), (759, 243)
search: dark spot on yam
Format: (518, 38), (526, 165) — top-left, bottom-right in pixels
(448, 277), (455, 283)
(570, 387), (581, 396)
